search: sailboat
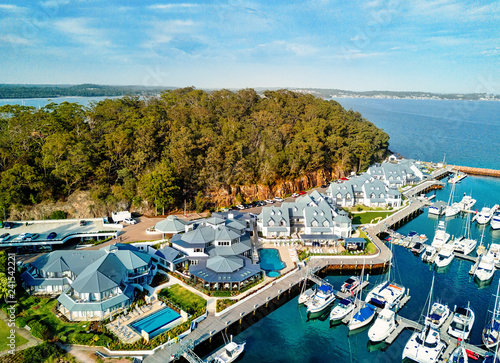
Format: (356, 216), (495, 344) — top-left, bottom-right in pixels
(402, 276), (446, 362)
(483, 280), (500, 350)
(298, 269), (316, 305)
(445, 182), (461, 217)
(452, 212), (477, 255)
(475, 228), (496, 282)
(347, 260), (376, 330)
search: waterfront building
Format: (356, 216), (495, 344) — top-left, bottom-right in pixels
(21, 243), (155, 321)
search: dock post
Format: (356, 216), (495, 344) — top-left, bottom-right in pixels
(253, 304), (258, 316)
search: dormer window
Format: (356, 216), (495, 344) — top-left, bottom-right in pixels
(311, 219), (318, 227)
(380, 193), (384, 199)
(271, 210), (275, 215)
(322, 220), (329, 227)
(313, 211), (318, 216)
(280, 219), (286, 227)
(268, 219), (275, 226)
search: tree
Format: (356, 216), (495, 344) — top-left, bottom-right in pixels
(138, 160), (180, 215)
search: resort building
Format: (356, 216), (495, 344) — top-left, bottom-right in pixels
(257, 190), (353, 240)
(366, 159), (428, 187)
(21, 243), (155, 321)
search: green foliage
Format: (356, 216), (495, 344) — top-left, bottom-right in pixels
(158, 284), (206, 315)
(48, 210), (66, 220)
(7, 342), (72, 363)
(28, 320), (51, 340)
(0, 89), (389, 215)
(0, 251), (6, 274)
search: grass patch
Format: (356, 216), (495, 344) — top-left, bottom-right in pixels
(351, 211), (393, 224)
(0, 319), (28, 351)
(158, 284), (206, 315)
(216, 299), (237, 313)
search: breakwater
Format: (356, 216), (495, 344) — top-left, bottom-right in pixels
(453, 165), (500, 178)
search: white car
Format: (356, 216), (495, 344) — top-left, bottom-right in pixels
(19, 233), (32, 240)
(265, 199), (274, 204)
(274, 197), (284, 202)
(123, 217), (137, 225)
(291, 193), (299, 198)
(236, 205), (245, 210)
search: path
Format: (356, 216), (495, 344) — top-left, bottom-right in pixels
(0, 310), (41, 357)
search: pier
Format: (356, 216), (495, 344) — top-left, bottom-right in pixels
(403, 180), (445, 198)
(453, 165), (500, 178)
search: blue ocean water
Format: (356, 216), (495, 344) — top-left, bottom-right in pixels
(0, 96), (118, 108)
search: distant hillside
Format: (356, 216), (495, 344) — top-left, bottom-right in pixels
(0, 84), (171, 99)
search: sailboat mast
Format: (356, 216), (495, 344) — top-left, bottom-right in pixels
(426, 275), (435, 319)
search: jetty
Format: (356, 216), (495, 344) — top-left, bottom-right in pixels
(453, 165), (500, 178)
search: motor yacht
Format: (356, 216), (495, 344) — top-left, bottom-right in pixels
(412, 242), (426, 254)
(425, 302), (451, 329)
(459, 194), (476, 211)
(487, 244), (500, 265)
(402, 325), (445, 363)
(365, 281), (406, 309)
(445, 203), (462, 217)
(448, 305), (475, 340)
(368, 308), (397, 342)
(491, 211), (500, 230)
(213, 340), (246, 363)
(475, 205), (499, 225)
(431, 221), (450, 249)
(452, 236), (477, 256)
(348, 303), (376, 330)
(329, 298), (356, 321)
(475, 255), (496, 282)
(340, 276), (360, 294)
(298, 287), (315, 305)
(422, 245), (438, 263)
(435, 244), (454, 268)
(306, 285), (336, 314)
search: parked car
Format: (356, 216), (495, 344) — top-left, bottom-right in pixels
(31, 233), (39, 240)
(298, 191), (306, 195)
(0, 233), (10, 242)
(274, 197), (284, 202)
(257, 201), (266, 207)
(123, 217), (137, 225)
(23, 233), (34, 241)
(79, 220), (86, 226)
(321, 184), (329, 188)
(19, 233), (30, 240)
(236, 205), (245, 210)
(265, 199), (274, 204)
(3, 222), (12, 229)
(291, 193), (299, 198)
(47, 232), (57, 240)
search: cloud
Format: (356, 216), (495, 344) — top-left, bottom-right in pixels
(148, 3), (198, 11)
(480, 47), (500, 57)
(52, 18), (112, 48)
(0, 4), (25, 12)
(0, 34), (31, 45)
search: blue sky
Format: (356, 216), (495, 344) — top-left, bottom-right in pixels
(1, 0), (499, 93)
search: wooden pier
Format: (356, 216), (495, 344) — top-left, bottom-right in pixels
(385, 316), (423, 345)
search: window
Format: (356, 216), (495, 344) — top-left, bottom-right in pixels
(322, 220), (329, 227)
(311, 219), (318, 227)
(190, 259), (199, 265)
(194, 248), (204, 253)
(279, 219), (287, 227)
(268, 219), (275, 226)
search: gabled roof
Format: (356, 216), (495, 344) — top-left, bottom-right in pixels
(31, 250), (106, 275)
(180, 226), (216, 244)
(113, 250), (151, 270)
(204, 216), (226, 226)
(155, 215), (188, 233)
(155, 246), (184, 262)
(215, 226), (241, 241)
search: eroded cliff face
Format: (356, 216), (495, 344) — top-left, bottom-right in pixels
(207, 167), (348, 206)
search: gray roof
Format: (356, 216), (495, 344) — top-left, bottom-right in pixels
(224, 219), (247, 231)
(70, 253), (126, 293)
(215, 226), (241, 241)
(334, 214), (351, 224)
(21, 271), (71, 287)
(57, 292), (129, 312)
(204, 217), (226, 226)
(155, 246), (184, 262)
(180, 226), (216, 245)
(112, 250), (151, 270)
(260, 206), (290, 228)
(31, 250), (106, 275)
(155, 215), (188, 233)
(206, 255), (244, 273)
(190, 256), (261, 283)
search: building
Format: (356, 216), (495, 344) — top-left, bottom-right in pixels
(257, 190), (353, 240)
(21, 243), (155, 321)
(366, 159), (428, 187)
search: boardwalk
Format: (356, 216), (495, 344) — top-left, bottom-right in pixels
(403, 180), (445, 198)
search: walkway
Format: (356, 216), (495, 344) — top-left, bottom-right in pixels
(0, 310), (41, 357)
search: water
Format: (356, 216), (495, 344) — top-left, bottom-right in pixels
(0, 96), (119, 108)
(259, 248), (286, 271)
(332, 98), (500, 170)
(130, 307), (180, 337)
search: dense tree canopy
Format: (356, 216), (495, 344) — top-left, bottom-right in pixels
(0, 88), (389, 214)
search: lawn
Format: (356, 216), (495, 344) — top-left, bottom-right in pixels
(351, 211), (393, 224)
(159, 284), (206, 315)
(0, 319), (28, 351)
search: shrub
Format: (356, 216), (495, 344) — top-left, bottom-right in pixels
(48, 210), (67, 220)
(16, 316), (30, 328)
(29, 320), (51, 340)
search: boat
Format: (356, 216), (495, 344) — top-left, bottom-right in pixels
(402, 324), (446, 363)
(213, 340), (246, 363)
(459, 193), (477, 211)
(298, 287), (315, 305)
(446, 203), (462, 217)
(450, 346), (468, 363)
(491, 211), (500, 230)
(348, 303), (376, 330)
(429, 202), (447, 216)
(487, 244), (500, 265)
(365, 281), (406, 309)
(476, 205), (499, 225)
(475, 255), (496, 282)
(330, 298), (356, 321)
(422, 245), (438, 263)
(448, 304), (475, 340)
(306, 284), (336, 313)
(452, 212), (477, 255)
(483, 280), (500, 350)
(340, 276), (360, 294)
(425, 302), (451, 329)
(449, 171), (467, 184)
(431, 221), (450, 249)
(435, 243), (454, 268)
(368, 308), (397, 342)
(402, 276), (446, 362)
(412, 242), (426, 254)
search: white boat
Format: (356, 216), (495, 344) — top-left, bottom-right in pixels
(431, 221), (450, 249)
(340, 276), (360, 294)
(445, 203), (461, 217)
(450, 346), (468, 363)
(448, 304), (475, 340)
(422, 245), (438, 263)
(459, 193), (476, 211)
(475, 255), (496, 282)
(429, 204), (446, 216)
(449, 171), (467, 184)
(487, 244), (500, 265)
(213, 340), (246, 363)
(425, 302), (451, 329)
(452, 212), (477, 255)
(402, 325), (446, 363)
(348, 303), (376, 330)
(330, 298), (356, 321)
(368, 308), (397, 342)
(476, 204), (499, 225)
(435, 244), (454, 268)
(365, 281), (406, 309)
(483, 280), (500, 350)
(298, 287), (315, 305)
(306, 285), (336, 313)
(491, 211), (500, 230)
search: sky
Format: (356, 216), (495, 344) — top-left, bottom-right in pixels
(0, 0), (499, 93)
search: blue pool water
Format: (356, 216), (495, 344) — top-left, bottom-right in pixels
(131, 308), (181, 337)
(259, 249), (286, 271)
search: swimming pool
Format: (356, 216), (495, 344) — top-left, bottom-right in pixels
(131, 307), (181, 338)
(259, 248), (286, 271)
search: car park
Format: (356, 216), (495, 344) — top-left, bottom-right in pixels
(123, 217), (137, 224)
(274, 197), (283, 202)
(0, 233), (10, 242)
(47, 232), (57, 240)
